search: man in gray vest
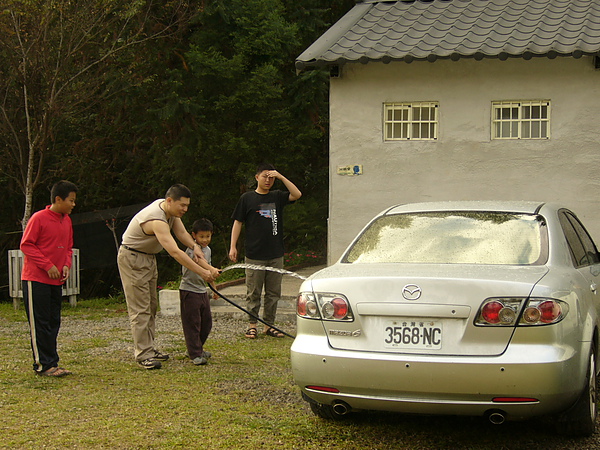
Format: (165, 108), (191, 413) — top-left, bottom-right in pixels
(118, 184), (220, 369)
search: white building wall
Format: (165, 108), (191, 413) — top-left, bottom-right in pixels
(328, 56), (600, 263)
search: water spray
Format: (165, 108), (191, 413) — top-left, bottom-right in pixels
(211, 263), (307, 339)
(220, 263), (307, 280)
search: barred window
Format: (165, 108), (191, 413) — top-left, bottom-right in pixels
(384, 102), (438, 141)
(492, 101), (550, 140)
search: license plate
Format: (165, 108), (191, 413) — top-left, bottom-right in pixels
(383, 319), (442, 349)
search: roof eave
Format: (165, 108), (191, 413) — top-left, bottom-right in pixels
(295, 50), (600, 72)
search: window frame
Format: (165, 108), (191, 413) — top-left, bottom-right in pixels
(558, 209), (600, 268)
(491, 100), (550, 140)
(383, 102), (439, 141)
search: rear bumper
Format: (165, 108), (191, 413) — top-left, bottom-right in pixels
(290, 334), (586, 420)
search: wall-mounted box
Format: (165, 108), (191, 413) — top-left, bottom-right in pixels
(337, 165), (363, 175)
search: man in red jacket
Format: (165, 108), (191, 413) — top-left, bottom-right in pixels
(20, 180), (78, 377)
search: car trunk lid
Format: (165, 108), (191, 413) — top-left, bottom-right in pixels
(305, 263), (549, 356)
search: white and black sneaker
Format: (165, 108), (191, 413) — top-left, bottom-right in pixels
(153, 351), (170, 361)
(138, 358), (162, 370)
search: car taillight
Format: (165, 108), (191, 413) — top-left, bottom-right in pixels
(477, 298), (522, 325)
(322, 297), (349, 320)
(475, 297), (567, 326)
(522, 299), (565, 324)
(297, 293), (319, 318)
(480, 301), (503, 324)
(296, 292), (353, 321)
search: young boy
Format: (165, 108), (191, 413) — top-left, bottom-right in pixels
(20, 180), (78, 377)
(179, 219), (215, 365)
(229, 164), (302, 339)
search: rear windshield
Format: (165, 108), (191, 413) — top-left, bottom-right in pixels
(343, 212), (547, 265)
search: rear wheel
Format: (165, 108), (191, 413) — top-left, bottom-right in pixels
(558, 345), (597, 436)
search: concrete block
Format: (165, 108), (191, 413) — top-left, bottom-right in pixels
(159, 289), (180, 316)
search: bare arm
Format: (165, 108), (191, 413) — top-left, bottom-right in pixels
(269, 170), (302, 201)
(229, 220), (243, 262)
(172, 218), (220, 278)
(172, 218), (198, 252)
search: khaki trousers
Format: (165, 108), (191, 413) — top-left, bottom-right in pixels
(117, 247), (158, 361)
(245, 256), (284, 325)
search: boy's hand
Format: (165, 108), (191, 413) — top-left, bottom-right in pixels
(47, 266), (60, 280)
(209, 283), (219, 299)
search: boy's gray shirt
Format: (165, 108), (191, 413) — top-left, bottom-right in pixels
(179, 246), (211, 294)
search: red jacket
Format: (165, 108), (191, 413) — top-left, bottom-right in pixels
(20, 206), (73, 285)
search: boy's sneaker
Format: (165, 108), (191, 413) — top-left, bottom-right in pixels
(153, 351), (170, 361)
(202, 351), (212, 359)
(138, 358), (162, 370)
(192, 356), (208, 366)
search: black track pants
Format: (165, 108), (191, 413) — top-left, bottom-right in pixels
(22, 280), (62, 372)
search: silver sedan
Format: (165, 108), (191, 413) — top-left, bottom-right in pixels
(291, 201), (600, 436)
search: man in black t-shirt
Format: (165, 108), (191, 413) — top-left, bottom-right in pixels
(229, 164), (302, 339)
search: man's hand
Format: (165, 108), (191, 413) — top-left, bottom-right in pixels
(229, 248), (238, 262)
(61, 266), (70, 282)
(200, 268), (215, 283)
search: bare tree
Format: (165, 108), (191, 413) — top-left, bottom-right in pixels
(0, 0), (192, 228)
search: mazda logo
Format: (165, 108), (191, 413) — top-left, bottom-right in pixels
(402, 284), (422, 300)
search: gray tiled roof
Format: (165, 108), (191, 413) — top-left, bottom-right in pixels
(296, 0), (600, 70)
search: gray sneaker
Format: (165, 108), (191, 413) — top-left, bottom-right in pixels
(192, 356), (208, 365)
(138, 358), (162, 370)
(202, 351), (212, 359)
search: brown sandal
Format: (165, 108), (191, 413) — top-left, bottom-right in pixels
(245, 327), (258, 339)
(265, 327), (285, 338)
(38, 367), (72, 377)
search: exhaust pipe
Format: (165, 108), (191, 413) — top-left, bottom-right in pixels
(487, 410), (506, 425)
(332, 401), (351, 416)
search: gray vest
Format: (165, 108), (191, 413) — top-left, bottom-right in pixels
(121, 199), (174, 254)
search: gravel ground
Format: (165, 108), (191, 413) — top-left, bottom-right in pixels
(56, 312), (297, 359)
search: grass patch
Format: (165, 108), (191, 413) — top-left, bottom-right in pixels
(0, 301), (593, 449)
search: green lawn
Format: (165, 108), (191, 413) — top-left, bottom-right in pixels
(0, 300), (593, 449)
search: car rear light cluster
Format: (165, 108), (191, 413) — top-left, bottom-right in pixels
(296, 292), (353, 321)
(475, 297), (568, 326)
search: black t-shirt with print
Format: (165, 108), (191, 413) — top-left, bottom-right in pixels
(231, 190), (291, 260)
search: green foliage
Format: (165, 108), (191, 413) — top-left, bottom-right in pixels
(0, 0), (358, 299)
(162, 278), (182, 290)
(0, 0), (186, 223)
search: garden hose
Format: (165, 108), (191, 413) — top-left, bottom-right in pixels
(209, 284), (296, 339)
